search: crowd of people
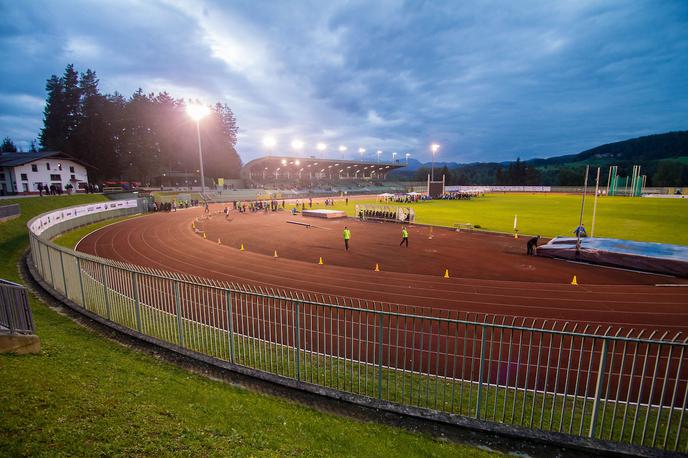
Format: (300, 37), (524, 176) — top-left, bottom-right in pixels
(231, 199), (286, 213)
(152, 199), (201, 212)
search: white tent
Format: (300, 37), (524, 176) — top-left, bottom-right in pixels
(407, 191), (422, 196)
(378, 192), (395, 197)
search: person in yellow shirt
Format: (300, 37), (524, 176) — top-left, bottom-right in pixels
(399, 226), (409, 247)
(343, 226), (351, 251)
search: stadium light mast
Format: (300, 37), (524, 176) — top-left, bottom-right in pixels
(338, 145), (348, 159)
(392, 152), (397, 162)
(316, 142), (327, 156)
(405, 153), (410, 164)
(376, 150), (382, 163)
(291, 139), (304, 156)
(186, 102), (211, 195)
(358, 147), (365, 161)
(430, 143), (440, 180)
(262, 136), (277, 155)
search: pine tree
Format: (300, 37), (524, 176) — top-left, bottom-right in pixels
(1, 137), (18, 152)
(62, 64), (81, 155)
(39, 74), (65, 150)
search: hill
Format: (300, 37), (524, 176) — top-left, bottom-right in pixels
(389, 131), (688, 186)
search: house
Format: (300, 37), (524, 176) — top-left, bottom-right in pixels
(0, 151), (90, 195)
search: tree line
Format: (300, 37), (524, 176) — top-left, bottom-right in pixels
(9, 64), (242, 182)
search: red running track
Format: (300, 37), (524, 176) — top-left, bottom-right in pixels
(76, 205), (688, 333)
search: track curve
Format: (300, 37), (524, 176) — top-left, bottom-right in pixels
(76, 205), (688, 332)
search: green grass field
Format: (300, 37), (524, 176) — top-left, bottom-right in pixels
(1, 195), (496, 456)
(328, 193), (688, 245)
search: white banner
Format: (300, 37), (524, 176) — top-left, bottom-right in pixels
(30, 199), (138, 236)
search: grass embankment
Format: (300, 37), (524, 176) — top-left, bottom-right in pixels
(1, 196), (496, 456)
(329, 193), (688, 245)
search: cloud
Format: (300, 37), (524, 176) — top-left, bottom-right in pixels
(0, 0), (686, 162)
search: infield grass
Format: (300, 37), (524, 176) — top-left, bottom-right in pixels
(1, 196), (497, 456)
(327, 193), (688, 245)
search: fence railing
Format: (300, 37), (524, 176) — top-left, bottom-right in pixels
(0, 279), (35, 334)
(26, 204), (688, 454)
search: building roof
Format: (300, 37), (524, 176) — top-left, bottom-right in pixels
(241, 155), (407, 178)
(0, 151), (95, 169)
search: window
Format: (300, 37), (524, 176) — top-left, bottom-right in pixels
(31, 164), (38, 172)
(70, 166), (75, 173)
(70, 174), (76, 181)
(46, 163), (50, 170)
(21, 173), (28, 181)
(50, 174), (61, 181)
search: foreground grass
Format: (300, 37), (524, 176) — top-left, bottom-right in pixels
(1, 196), (497, 456)
(328, 193), (688, 245)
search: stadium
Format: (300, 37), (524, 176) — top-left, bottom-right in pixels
(11, 159), (686, 456)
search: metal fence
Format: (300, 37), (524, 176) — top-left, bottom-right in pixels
(27, 205), (688, 454)
(0, 279), (34, 334)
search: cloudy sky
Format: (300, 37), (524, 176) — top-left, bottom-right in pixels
(1, 0), (686, 163)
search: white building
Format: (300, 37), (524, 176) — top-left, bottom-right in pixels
(0, 151), (90, 195)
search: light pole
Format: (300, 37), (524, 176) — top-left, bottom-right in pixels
(358, 147), (365, 161)
(392, 152), (397, 162)
(186, 102), (211, 194)
(405, 153), (410, 165)
(376, 150), (382, 163)
(316, 142), (327, 156)
(430, 143), (440, 180)
(338, 145), (347, 159)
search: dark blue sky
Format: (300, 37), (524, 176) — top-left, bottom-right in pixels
(1, 0), (686, 163)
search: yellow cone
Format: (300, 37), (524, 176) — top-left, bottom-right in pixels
(240, 243), (245, 251)
(318, 257), (323, 265)
(374, 263), (380, 272)
(514, 233), (518, 239)
(192, 222), (196, 229)
(203, 232), (206, 239)
(274, 250), (278, 258)
(218, 238), (221, 245)
(444, 269), (449, 278)
(571, 275), (578, 286)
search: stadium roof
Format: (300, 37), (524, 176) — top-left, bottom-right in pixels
(241, 156), (407, 179)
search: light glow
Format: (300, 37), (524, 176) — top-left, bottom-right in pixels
(262, 136), (277, 148)
(186, 103), (210, 121)
(316, 142), (327, 151)
(291, 139), (304, 150)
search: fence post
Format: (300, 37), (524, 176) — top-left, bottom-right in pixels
(295, 301), (301, 382)
(174, 281), (184, 347)
(589, 338), (609, 438)
(476, 324), (487, 419)
(226, 289), (234, 364)
(46, 245), (55, 288)
(76, 257), (86, 307)
(59, 250), (68, 298)
(101, 263), (111, 319)
(378, 314), (384, 400)
(131, 271), (142, 332)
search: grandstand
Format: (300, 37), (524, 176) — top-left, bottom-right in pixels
(235, 156), (413, 199)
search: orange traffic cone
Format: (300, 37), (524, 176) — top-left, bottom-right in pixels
(218, 238), (221, 245)
(274, 250), (278, 258)
(444, 269), (450, 278)
(318, 257), (324, 265)
(240, 243), (245, 251)
(571, 275), (578, 286)
(374, 263), (380, 272)
(203, 232), (207, 239)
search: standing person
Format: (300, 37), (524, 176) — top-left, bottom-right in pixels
(345, 197), (349, 205)
(309, 197), (313, 208)
(343, 226), (351, 251)
(223, 206), (229, 219)
(399, 226), (409, 247)
(204, 202), (209, 214)
(573, 224), (587, 237)
(527, 235), (540, 256)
